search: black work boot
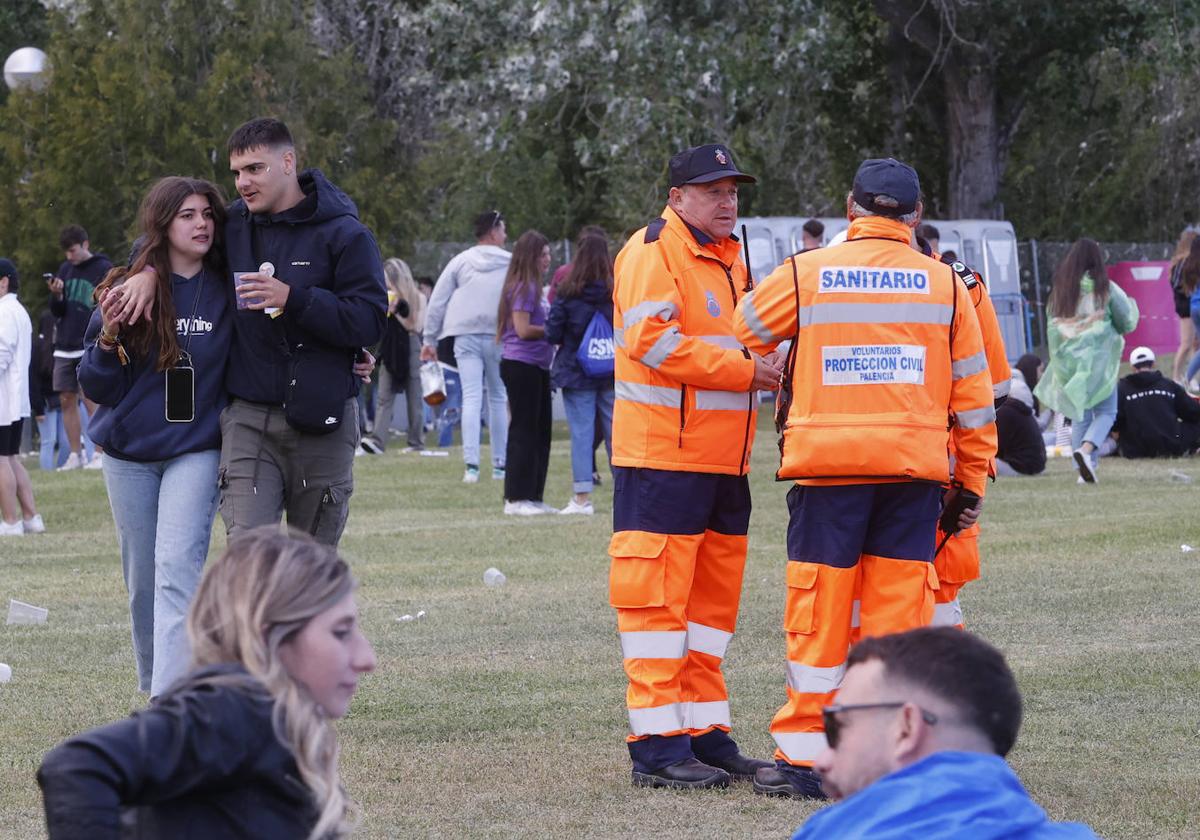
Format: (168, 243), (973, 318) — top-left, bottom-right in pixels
(702, 752), (773, 782)
(752, 762), (827, 800)
(632, 758), (731, 790)
(690, 729), (772, 781)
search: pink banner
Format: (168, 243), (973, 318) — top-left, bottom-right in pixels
(1107, 261), (1178, 359)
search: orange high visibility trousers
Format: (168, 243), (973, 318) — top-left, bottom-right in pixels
(609, 466), (752, 773)
(932, 521), (981, 629)
(770, 482), (941, 767)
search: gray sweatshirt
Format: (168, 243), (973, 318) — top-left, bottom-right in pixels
(423, 244), (511, 345)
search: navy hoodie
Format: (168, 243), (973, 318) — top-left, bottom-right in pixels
(78, 268), (230, 461)
(545, 280), (614, 390)
(50, 253), (113, 352)
(224, 169), (386, 407)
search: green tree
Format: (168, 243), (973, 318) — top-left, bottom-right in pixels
(0, 0), (405, 319)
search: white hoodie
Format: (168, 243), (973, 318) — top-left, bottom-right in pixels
(0, 292), (32, 425)
(423, 244), (512, 345)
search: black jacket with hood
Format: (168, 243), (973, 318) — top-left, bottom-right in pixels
(224, 169), (386, 407)
(1114, 369), (1200, 458)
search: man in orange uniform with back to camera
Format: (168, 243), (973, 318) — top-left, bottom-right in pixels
(608, 143), (783, 790)
(733, 158), (998, 798)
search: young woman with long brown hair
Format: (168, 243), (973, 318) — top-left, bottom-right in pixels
(545, 232), (615, 514)
(1176, 237), (1200, 388)
(77, 176), (232, 696)
(1169, 230), (1198, 384)
(496, 230), (554, 515)
(1034, 238), (1139, 483)
(39, 528), (377, 839)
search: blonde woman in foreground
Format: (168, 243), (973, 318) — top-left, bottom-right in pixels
(38, 528), (377, 839)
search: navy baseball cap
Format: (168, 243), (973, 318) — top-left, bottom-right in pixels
(0, 258), (17, 284)
(852, 158), (920, 217)
(669, 144), (757, 188)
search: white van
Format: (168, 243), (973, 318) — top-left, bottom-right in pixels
(737, 216), (1027, 361)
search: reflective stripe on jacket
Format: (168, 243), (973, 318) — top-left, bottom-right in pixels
(734, 215), (997, 496)
(611, 206), (757, 475)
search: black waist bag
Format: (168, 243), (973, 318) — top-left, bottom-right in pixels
(284, 345), (353, 435)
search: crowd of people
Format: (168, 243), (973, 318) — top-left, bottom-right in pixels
(0, 122), (1190, 838)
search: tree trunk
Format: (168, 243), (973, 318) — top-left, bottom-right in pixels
(942, 54), (1002, 219)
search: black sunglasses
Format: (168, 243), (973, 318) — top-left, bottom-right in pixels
(822, 702), (938, 749)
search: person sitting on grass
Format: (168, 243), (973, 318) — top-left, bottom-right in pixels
(38, 528), (377, 840)
(793, 627), (1098, 839)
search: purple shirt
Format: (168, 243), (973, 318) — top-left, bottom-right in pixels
(501, 284), (554, 369)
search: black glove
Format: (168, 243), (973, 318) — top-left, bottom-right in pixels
(939, 486), (981, 537)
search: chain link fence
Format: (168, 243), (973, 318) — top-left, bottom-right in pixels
(408, 238), (1175, 358)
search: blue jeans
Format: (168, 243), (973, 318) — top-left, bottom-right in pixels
(36, 410), (67, 470)
(76, 397), (96, 462)
(454, 333), (508, 468)
(103, 449), (220, 695)
(1070, 385), (1118, 453)
(562, 387), (614, 493)
(1187, 308), (1200, 383)
(436, 367), (462, 447)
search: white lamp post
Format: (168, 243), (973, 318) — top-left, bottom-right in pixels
(4, 47), (48, 91)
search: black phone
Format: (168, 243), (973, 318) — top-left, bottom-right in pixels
(165, 366), (195, 423)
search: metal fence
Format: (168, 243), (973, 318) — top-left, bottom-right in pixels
(410, 238), (1175, 357)
(1016, 241), (1171, 353)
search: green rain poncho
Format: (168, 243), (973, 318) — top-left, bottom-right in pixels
(1034, 274), (1139, 421)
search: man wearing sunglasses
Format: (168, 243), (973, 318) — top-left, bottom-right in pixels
(791, 627), (1097, 838)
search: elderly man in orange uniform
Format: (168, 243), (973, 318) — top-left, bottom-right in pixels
(609, 144), (782, 790)
(734, 158), (998, 798)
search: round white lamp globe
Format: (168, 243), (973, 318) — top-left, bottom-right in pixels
(4, 46), (48, 91)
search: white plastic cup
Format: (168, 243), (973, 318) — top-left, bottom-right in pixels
(483, 567), (506, 587)
(0, 662), (11, 683)
(6, 599), (48, 625)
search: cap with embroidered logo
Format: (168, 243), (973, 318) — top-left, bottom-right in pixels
(852, 157), (920, 217)
(669, 144), (757, 188)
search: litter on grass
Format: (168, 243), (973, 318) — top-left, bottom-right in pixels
(6, 599), (48, 625)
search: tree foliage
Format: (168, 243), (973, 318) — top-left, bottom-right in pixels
(1, 0), (1197, 321)
(0, 0), (405, 318)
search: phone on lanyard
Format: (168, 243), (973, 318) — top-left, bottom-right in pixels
(165, 365), (195, 422)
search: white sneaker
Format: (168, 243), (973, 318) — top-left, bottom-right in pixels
(22, 515), (45, 534)
(504, 500), (547, 516)
(463, 466), (480, 483)
(492, 466), (506, 481)
(57, 452), (83, 471)
(559, 499), (595, 516)
(84, 453), (104, 470)
(0, 519), (24, 536)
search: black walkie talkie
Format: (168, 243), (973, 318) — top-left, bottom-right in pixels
(741, 224), (754, 292)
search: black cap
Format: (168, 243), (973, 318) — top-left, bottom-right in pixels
(852, 158), (920, 217)
(0, 258), (17, 285)
(669, 144), (757, 188)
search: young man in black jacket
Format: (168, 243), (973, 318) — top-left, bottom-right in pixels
(118, 119), (386, 546)
(1114, 346), (1200, 458)
(47, 225), (111, 471)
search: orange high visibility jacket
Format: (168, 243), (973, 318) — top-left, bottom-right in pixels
(734, 216), (997, 496)
(612, 206), (757, 475)
(943, 257), (1009, 405)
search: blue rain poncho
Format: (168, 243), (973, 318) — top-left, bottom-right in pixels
(1034, 274), (1138, 421)
(792, 751), (1099, 840)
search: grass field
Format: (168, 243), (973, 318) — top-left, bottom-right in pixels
(2, 409), (1199, 839)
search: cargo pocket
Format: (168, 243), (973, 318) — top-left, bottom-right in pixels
(311, 479), (354, 544)
(608, 531), (669, 609)
(784, 562), (820, 634)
